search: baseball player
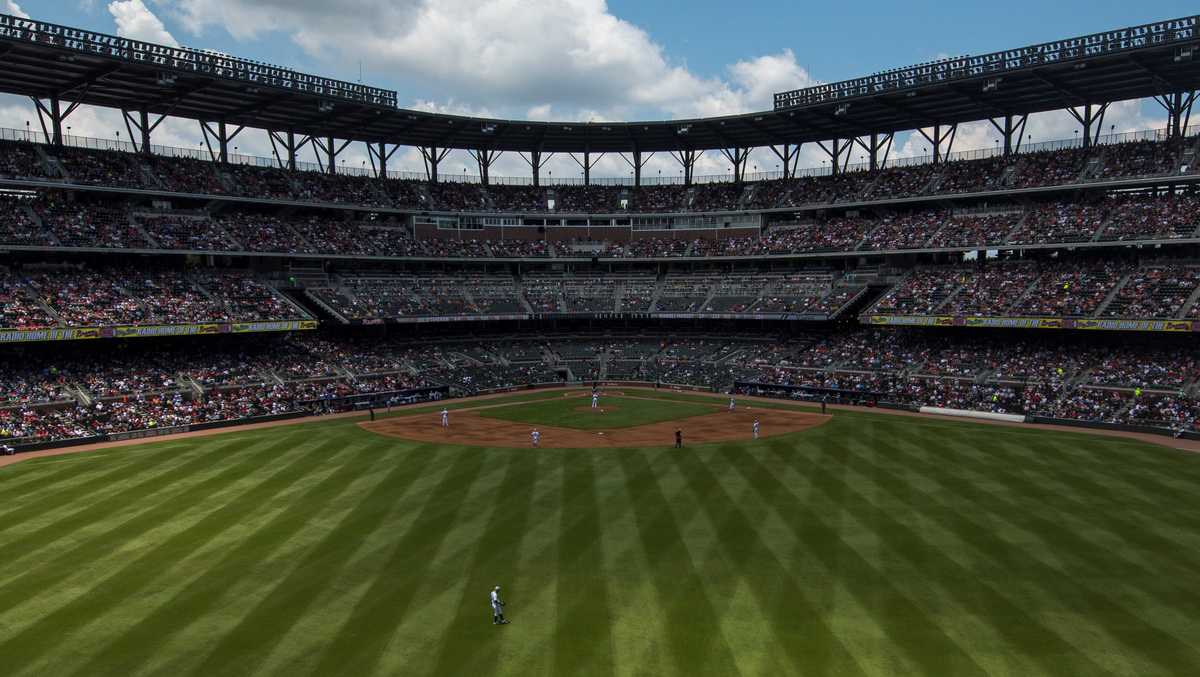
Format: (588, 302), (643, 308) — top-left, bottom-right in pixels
(441, 408), (449, 428)
(728, 395), (736, 412)
(752, 418), (760, 439)
(531, 429), (541, 447)
(490, 585), (508, 625)
(591, 391), (599, 409)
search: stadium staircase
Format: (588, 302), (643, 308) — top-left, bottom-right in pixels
(1178, 284), (1200, 318)
(136, 161), (165, 190)
(1000, 209), (1032, 243)
(1093, 273), (1134, 316)
(130, 214), (160, 248)
(19, 203), (61, 245)
(179, 375), (205, 398)
(33, 145), (65, 179)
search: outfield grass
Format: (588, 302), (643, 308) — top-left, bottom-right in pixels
(2, 390), (1200, 676)
(478, 394), (716, 429)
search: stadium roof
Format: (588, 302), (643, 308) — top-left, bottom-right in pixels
(0, 13), (1197, 154)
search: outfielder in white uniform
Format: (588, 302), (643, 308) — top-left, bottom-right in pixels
(591, 393), (599, 409)
(728, 396), (736, 411)
(531, 430), (540, 447)
(441, 408), (449, 428)
(490, 585), (508, 624)
(752, 419), (760, 439)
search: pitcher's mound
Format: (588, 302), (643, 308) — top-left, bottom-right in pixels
(362, 407), (829, 449)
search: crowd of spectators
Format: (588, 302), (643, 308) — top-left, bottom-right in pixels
(3, 134), (1194, 219)
(868, 260), (1200, 320)
(0, 265), (310, 329)
(4, 327), (1200, 443)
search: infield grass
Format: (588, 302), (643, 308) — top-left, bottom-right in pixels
(2, 388), (1199, 676)
(477, 393), (716, 429)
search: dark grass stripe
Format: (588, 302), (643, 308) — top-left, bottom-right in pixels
(179, 444), (449, 677)
(0, 434), (344, 674)
(846, 425), (1171, 675)
(669, 442), (869, 677)
(0, 442), (191, 502)
(308, 447), (494, 676)
(68, 439), (393, 677)
(877, 429), (1200, 670)
(551, 452), (617, 677)
(734, 434), (995, 677)
(0, 443), (211, 533)
(0, 434), (293, 599)
(614, 448), (743, 676)
(422, 450), (548, 677)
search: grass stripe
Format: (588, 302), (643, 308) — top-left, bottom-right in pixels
(307, 446), (493, 676)
(66, 439), (386, 677)
(614, 448), (743, 676)
(0, 433), (341, 675)
(0, 434), (295, 604)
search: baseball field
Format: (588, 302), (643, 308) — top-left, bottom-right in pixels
(1, 388), (1199, 676)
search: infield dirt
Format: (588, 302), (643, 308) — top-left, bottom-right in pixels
(361, 401), (829, 448)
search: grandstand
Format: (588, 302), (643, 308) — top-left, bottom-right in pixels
(5, 9), (1200, 676)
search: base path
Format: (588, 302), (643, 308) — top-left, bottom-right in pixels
(361, 405), (829, 449)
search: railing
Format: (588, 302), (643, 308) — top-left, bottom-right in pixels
(775, 15), (1198, 110)
(2, 122), (1197, 188)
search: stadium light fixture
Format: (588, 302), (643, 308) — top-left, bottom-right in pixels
(1176, 46), (1195, 62)
(982, 78), (1000, 93)
(481, 123), (497, 134)
(156, 72), (176, 86)
(676, 125), (691, 135)
(835, 104), (850, 116)
(318, 101), (335, 113)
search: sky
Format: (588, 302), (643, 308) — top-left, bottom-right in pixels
(1, 0), (1195, 180)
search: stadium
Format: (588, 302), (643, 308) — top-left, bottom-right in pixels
(1, 4), (1200, 675)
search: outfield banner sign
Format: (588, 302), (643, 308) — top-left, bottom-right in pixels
(0, 319), (317, 344)
(863, 314), (1198, 332)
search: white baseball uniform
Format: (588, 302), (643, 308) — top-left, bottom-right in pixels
(752, 420), (760, 439)
(531, 431), (540, 447)
(441, 409), (449, 427)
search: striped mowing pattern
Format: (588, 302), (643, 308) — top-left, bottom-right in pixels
(1, 397), (1200, 676)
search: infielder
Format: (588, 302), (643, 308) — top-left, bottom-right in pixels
(591, 391), (599, 409)
(490, 585), (508, 624)
(752, 418), (760, 439)
(441, 408), (449, 428)
(531, 429), (541, 447)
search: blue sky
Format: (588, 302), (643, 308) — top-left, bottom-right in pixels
(1, 0), (1194, 178)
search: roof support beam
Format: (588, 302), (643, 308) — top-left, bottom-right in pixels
(766, 143), (801, 178)
(199, 120), (245, 163)
(469, 148), (504, 185)
(419, 145), (452, 183)
(1066, 102), (1107, 147)
(366, 141), (402, 178)
(988, 114), (1028, 155)
(568, 150), (605, 186)
(1154, 91), (1198, 138)
(718, 147), (751, 183)
(519, 144), (554, 186)
(916, 124), (957, 164)
(620, 148), (654, 186)
(853, 134), (892, 171)
(669, 149), (701, 185)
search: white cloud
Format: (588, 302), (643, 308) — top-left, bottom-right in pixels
(108, 0), (179, 47)
(162, 0), (811, 121)
(3, 1), (29, 18)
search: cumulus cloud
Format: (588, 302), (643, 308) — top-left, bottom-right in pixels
(2, 1), (29, 18)
(109, 0), (179, 47)
(162, 0), (811, 120)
